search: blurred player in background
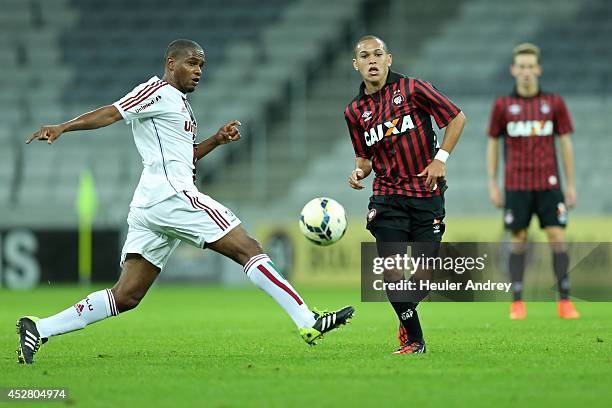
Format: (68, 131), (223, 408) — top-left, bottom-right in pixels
(345, 36), (465, 354)
(16, 39), (354, 365)
(487, 43), (579, 320)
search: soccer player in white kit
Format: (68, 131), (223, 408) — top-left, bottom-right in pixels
(17, 39), (354, 364)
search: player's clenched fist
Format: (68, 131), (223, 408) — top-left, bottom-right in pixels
(348, 168), (365, 190)
(488, 182), (504, 208)
(26, 125), (65, 144)
(214, 120), (241, 145)
(418, 160), (446, 192)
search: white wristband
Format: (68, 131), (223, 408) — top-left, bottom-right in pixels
(434, 149), (449, 163)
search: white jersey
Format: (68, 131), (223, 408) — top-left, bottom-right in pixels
(113, 76), (199, 208)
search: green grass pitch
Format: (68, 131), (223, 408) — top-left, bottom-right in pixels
(1, 286), (611, 407)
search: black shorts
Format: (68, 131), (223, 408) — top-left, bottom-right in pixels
(504, 189), (567, 231)
(366, 194), (446, 242)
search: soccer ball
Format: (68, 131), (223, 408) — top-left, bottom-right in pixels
(299, 197), (347, 246)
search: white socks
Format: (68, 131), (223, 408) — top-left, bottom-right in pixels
(36, 289), (118, 338)
(34, 255), (312, 338)
(245, 255), (315, 329)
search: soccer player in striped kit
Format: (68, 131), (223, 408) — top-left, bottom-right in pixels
(487, 43), (580, 320)
(345, 36), (466, 354)
(17, 39), (353, 364)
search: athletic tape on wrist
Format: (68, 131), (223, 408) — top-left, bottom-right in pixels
(434, 149), (449, 163)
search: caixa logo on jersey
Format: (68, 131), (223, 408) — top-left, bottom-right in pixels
(506, 120), (553, 137)
(363, 114), (415, 147)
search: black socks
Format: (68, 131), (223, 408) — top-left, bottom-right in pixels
(509, 252), (526, 301)
(553, 251), (570, 300)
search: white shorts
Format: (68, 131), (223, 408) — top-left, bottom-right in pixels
(120, 190), (241, 269)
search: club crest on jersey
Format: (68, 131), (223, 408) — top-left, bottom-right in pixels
(508, 104), (521, 115)
(392, 90), (405, 106)
(506, 120), (553, 137)
(363, 114), (415, 147)
(362, 111), (373, 122)
(540, 102), (551, 114)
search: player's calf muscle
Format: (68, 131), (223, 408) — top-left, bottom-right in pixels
(383, 268), (404, 283)
(239, 237), (264, 263)
(227, 237), (264, 266)
(110, 286), (149, 313)
(111, 289), (142, 312)
(111, 279), (149, 312)
(111, 255), (159, 312)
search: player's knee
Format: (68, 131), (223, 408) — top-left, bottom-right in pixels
(511, 229), (528, 242)
(214, 228), (265, 265)
(510, 229), (528, 253)
(546, 228), (565, 244)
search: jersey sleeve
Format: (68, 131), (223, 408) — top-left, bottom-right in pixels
(553, 95), (574, 135)
(344, 105), (371, 159)
(412, 79), (461, 129)
(113, 80), (170, 123)
(487, 98), (505, 138)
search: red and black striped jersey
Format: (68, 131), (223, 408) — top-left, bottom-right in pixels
(488, 90), (573, 191)
(344, 71), (461, 198)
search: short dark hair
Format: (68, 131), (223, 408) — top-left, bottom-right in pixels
(354, 35), (389, 55)
(164, 39), (203, 62)
(512, 42), (540, 64)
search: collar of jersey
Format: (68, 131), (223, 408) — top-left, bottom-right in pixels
(511, 87), (544, 98)
(358, 70), (404, 98)
(152, 75), (187, 98)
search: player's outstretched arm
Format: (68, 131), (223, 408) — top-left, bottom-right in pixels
(418, 111), (466, 191)
(26, 105), (123, 144)
(348, 157), (372, 190)
(195, 120), (241, 161)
